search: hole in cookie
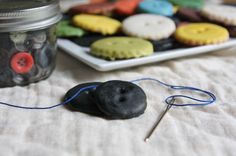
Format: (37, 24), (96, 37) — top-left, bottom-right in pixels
(119, 88), (127, 94)
(195, 27), (210, 34)
(119, 96), (126, 102)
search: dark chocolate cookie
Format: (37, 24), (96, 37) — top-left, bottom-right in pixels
(225, 26), (236, 37)
(94, 80), (147, 119)
(70, 34), (107, 47)
(64, 82), (104, 116)
(151, 38), (185, 52)
(176, 8), (204, 22)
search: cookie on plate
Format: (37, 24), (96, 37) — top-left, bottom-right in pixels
(225, 26), (236, 37)
(71, 33), (107, 47)
(64, 82), (104, 116)
(201, 4), (236, 26)
(91, 37), (153, 60)
(150, 38), (185, 52)
(176, 7), (205, 22)
(115, 0), (141, 15)
(57, 20), (86, 37)
(73, 14), (121, 35)
(175, 23), (229, 46)
(68, 2), (115, 15)
(169, 0), (204, 9)
(122, 14), (176, 40)
(94, 80), (147, 119)
(138, 0), (174, 16)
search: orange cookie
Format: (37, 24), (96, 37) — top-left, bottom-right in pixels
(115, 0), (141, 15)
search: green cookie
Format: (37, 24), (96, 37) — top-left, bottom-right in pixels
(91, 37), (154, 60)
(57, 20), (86, 37)
(169, 0), (203, 9)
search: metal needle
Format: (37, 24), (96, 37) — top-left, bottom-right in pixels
(144, 98), (175, 142)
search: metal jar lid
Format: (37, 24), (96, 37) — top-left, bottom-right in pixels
(0, 0), (62, 32)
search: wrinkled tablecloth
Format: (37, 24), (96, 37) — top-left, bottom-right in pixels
(0, 0), (235, 156)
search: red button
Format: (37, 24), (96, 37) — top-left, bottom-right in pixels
(10, 52), (34, 74)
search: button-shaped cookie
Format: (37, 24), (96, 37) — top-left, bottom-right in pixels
(69, 2), (115, 15)
(64, 82), (104, 116)
(91, 37), (154, 60)
(138, 0), (174, 16)
(122, 14), (176, 40)
(115, 0), (141, 15)
(175, 23), (229, 46)
(73, 14), (121, 35)
(201, 4), (236, 26)
(57, 20), (86, 38)
(94, 80), (147, 119)
(169, 0), (204, 9)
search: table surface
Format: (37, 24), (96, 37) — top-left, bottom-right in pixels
(0, 1), (236, 156)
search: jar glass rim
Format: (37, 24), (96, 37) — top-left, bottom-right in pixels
(0, 0), (62, 32)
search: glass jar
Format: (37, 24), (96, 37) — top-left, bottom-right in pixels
(0, 0), (61, 87)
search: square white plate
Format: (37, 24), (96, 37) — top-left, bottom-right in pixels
(58, 38), (236, 71)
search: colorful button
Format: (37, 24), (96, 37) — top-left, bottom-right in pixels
(14, 43), (27, 51)
(13, 75), (24, 84)
(10, 32), (27, 44)
(11, 52), (34, 74)
(33, 31), (47, 43)
(35, 44), (52, 68)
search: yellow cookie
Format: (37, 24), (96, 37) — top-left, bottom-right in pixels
(73, 14), (121, 35)
(91, 37), (153, 60)
(175, 23), (229, 46)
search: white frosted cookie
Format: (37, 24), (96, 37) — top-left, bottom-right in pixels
(201, 4), (236, 26)
(122, 14), (176, 40)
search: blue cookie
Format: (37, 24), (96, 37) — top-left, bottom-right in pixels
(138, 0), (174, 16)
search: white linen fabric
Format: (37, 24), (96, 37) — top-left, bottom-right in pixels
(0, 0), (235, 156)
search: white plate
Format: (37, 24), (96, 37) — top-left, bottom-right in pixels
(58, 38), (236, 71)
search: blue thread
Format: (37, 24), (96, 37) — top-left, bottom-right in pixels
(131, 78), (216, 107)
(0, 78), (216, 110)
(0, 85), (98, 110)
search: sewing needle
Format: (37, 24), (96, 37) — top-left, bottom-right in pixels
(144, 98), (175, 142)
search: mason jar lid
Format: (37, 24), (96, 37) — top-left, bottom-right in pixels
(0, 0), (62, 32)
